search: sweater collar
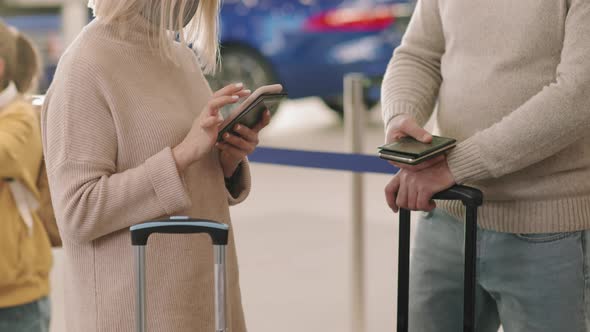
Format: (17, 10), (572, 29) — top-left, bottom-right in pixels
(0, 82), (18, 110)
(93, 15), (161, 46)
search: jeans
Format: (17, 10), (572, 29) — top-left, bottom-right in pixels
(409, 209), (589, 332)
(0, 297), (50, 332)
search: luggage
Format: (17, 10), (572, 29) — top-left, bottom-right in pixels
(397, 185), (483, 332)
(130, 217), (230, 332)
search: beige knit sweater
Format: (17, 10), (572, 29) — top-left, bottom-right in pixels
(41, 18), (250, 332)
(382, 0), (590, 233)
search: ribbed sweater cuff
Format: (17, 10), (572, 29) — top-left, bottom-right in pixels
(145, 147), (191, 215)
(446, 138), (492, 184)
(227, 158), (251, 206)
(383, 101), (430, 129)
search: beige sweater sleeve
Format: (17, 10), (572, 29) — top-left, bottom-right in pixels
(381, 0), (445, 128)
(42, 61), (191, 243)
(447, 0), (590, 183)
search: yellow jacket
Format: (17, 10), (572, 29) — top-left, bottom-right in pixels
(0, 98), (52, 308)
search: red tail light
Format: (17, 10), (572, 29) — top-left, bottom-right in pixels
(304, 5), (397, 32)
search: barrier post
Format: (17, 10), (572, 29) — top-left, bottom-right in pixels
(344, 73), (367, 332)
(62, 0), (88, 45)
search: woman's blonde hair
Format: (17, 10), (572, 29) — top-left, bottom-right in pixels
(88, 0), (220, 74)
(0, 20), (41, 94)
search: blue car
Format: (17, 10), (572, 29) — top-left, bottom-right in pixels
(2, 0), (413, 111)
(211, 0), (413, 111)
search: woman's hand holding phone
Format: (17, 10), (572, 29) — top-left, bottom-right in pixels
(173, 83), (251, 173)
(216, 110), (272, 178)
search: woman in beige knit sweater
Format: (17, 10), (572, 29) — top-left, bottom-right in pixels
(41, 1), (270, 331)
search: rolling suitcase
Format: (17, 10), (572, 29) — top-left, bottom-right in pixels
(130, 217), (230, 332)
(397, 185), (483, 332)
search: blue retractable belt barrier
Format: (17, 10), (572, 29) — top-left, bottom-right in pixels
(249, 147), (398, 174)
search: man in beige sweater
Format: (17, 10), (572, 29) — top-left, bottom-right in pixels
(382, 0), (590, 331)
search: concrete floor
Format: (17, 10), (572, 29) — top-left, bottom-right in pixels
(48, 98), (501, 332)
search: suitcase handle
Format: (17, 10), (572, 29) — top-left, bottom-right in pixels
(432, 185), (483, 207)
(131, 217), (229, 332)
(130, 217), (229, 246)
(397, 185), (483, 332)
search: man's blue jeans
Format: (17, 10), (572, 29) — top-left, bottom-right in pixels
(0, 297), (50, 332)
(409, 209), (589, 332)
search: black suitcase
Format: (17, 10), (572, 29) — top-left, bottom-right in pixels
(397, 185), (483, 332)
(130, 217), (230, 332)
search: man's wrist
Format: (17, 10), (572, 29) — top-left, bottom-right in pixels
(442, 159), (457, 187)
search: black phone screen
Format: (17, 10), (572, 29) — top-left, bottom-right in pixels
(217, 93), (286, 141)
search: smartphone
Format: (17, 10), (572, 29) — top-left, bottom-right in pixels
(217, 84), (287, 142)
(378, 136), (457, 165)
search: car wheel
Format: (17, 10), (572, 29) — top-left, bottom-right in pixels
(207, 45), (276, 92)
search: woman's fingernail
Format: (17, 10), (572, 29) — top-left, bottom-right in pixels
(235, 82), (243, 88)
(235, 125), (241, 130)
(232, 95), (239, 100)
(224, 133), (230, 138)
(244, 89), (251, 94)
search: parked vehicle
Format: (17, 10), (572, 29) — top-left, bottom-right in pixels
(2, 0), (414, 112)
(210, 0), (413, 112)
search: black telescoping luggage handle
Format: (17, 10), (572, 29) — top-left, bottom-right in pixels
(130, 217), (229, 246)
(397, 185), (483, 332)
(431, 185), (483, 207)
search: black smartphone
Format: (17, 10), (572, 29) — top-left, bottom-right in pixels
(378, 136), (457, 165)
(217, 84), (286, 142)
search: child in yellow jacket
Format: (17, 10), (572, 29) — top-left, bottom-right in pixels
(0, 20), (52, 332)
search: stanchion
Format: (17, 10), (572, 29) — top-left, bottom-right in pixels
(344, 73), (368, 332)
(62, 0), (88, 45)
